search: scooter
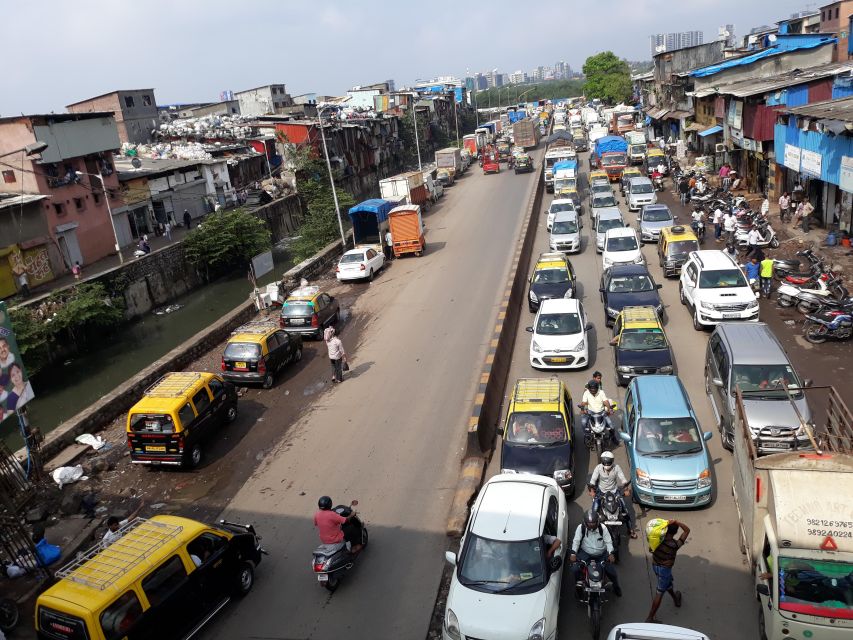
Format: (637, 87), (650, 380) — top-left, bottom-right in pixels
(735, 221), (780, 250)
(794, 282), (850, 314)
(804, 305), (853, 344)
(311, 501), (369, 592)
(596, 491), (626, 563)
(776, 275), (843, 309)
(773, 249), (824, 281)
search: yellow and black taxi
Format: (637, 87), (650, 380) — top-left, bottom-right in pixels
(498, 378), (576, 496)
(126, 372), (237, 468)
(658, 225), (700, 277)
(620, 166), (642, 195)
(513, 152), (534, 174)
(221, 321), (303, 389)
(528, 251), (576, 312)
(35, 515), (265, 640)
(610, 305), (675, 386)
(279, 285), (340, 340)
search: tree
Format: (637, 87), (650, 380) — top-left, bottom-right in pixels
(183, 208), (272, 280)
(397, 107), (431, 169)
(582, 52), (633, 104)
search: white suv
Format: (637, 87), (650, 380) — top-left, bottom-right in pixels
(679, 250), (759, 331)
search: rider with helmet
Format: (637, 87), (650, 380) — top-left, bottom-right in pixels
(313, 496), (363, 554)
(589, 451), (639, 538)
(580, 379), (614, 439)
(569, 510), (622, 597)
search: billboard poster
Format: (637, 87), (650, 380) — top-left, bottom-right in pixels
(0, 301), (34, 424)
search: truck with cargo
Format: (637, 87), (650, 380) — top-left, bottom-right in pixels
(348, 199), (393, 254)
(512, 118), (540, 149)
(588, 124), (609, 144)
(477, 124), (495, 145)
(610, 110), (636, 135)
(543, 146), (577, 193)
(624, 131), (648, 165)
(379, 172), (429, 210)
(582, 107), (600, 127)
(732, 386), (853, 640)
(435, 147), (462, 178)
(552, 159), (579, 208)
(463, 133), (480, 159)
(591, 135), (629, 182)
(388, 205), (426, 257)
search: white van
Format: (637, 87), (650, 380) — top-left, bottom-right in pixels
(607, 622), (710, 640)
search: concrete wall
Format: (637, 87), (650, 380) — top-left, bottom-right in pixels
(33, 117), (121, 164)
(0, 121), (40, 193)
(251, 194), (303, 242)
(68, 91), (158, 144)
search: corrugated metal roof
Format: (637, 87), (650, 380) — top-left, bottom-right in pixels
(689, 35), (837, 78)
(689, 61), (853, 98)
(784, 95), (853, 121)
(0, 194), (49, 211)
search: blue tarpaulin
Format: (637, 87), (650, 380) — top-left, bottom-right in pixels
(689, 35), (836, 78)
(349, 199), (393, 245)
(553, 160), (578, 172)
(348, 199), (392, 222)
(698, 125), (723, 137)
(594, 136), (629, 154)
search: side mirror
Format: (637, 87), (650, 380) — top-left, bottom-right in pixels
(703, 431), (713, 441)
(585, 322), (594, 331)
(655, 284), (663, 289)
(712, 377), (724, 388)
(549, 555), (563, 572)
(625, 223), (631, 227)
(526, 326), (534, 333)
(803, 379), (813, 388)
(599, 287), (605, 293)
(445, 551), (457, 566)
(619, 431), (632, 444)
(497, 424), (505, 436)
(756, 584), (770, 597)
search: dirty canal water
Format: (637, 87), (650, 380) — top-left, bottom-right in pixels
(2, 247), (292, 451)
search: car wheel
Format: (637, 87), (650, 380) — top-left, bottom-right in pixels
(693, 311), (704, 332)
(184, 443), (202, 469)
(226, 404), (238, 424)
(679, 284), (687, 306)
(262, 373), (274, 389)
(368, 268), (374, 282)
(233, 561), (255, 597)
(294, 347), (303, 362)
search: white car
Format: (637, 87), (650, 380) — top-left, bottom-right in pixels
(335, 247), (385, 282)
(627, 176), (657, 212)
(527, 298), (590, 369)
(443, 474), (567, 640)
(546, 198), (575, 232)
(549, 210), (582, 253)
(679, 249), (759, 330)
(607, 622), (710, 640)
(602, 227), (644, 270)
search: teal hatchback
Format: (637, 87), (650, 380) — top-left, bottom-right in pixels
(619, 376), (714, 509)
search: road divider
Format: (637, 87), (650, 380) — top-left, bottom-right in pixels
(446, 169), (544, 536)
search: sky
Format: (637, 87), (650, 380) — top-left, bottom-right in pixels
(2, 0), (814, 115)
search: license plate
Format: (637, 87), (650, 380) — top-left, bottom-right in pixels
(235, 362), (247, 370)
(289, 318), (305, 325)
(762, 442), (789, 449)
(550, 357), (568, 363)
(146, 446), (166, 452)
(663, 495), (687, 501)
(317, 574), (328, 582)
(722, 313), (740, 319)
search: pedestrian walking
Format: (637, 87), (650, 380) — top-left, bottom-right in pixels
(712, 206), (723, 241)
(384, 230), (393, 261)
(760, 253), (774, 298)
(71, 261), (82, 280)
(778, 192), (791, 223)
(14, 266), (30, 297)
(645, 519), (690, 623)
(324, 326), (348, 383)
(183, 209), (192, 229)
(746, 226), (761, 259)
(723, 211), (736, 243)
(164, 221), (172, 241)
(678, 178), (689, 206)
(760, 194), (770, 218)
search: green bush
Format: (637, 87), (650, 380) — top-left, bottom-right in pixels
(183, 208), (272, 280)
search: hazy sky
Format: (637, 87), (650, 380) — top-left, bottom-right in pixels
(2, 0), (811, 115)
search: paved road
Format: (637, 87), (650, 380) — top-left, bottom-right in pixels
(203, 160), (541, 639)
(484, 157), (759, 638)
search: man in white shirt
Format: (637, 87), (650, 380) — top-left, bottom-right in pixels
(102, 501), (144, 546)
(746, 226), (762, 259)
(570, 510), (622, 597)
(723, 212), (737, 242)
(580, 380), (613, 439)
(713, 207), (724, 242)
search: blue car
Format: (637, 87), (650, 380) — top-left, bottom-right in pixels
(619, 376), (714, 509)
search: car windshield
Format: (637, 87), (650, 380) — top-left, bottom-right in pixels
(591, 183), (611, 193)
(552, 220), (578, 234)
(593, 195), (617, 208)
(632, 144), (648, 153)
(224, 342), (261, 359)
(668, 240), (699, 257)
(608, 274), (654, 292)
(533, 267), (570, 284)
(636, 417), (703, 454)
(602, 154), (627, 166)
(458, 534), (546, 594)
(732, 364), (803, 399)
(281, 301), (314, 316)
(619, 329), (667, 351)
(777, 557), (853, 618)
(506, 412), (568, 444)
(631, 183), (654, 194)
(550, 202), (574, 213)
(698, 268), (748, 289)
(643, 208), (672, 222)
(598, 218), (623, 234)
(537, 312), (582, 335)
(555, 178), (577, 190)
(606, 236), (638, 252)
(340, 253), (365, 264)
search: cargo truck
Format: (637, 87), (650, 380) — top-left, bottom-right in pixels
(435, 147), (462, 178)
(476, 125), (494, 145)
(543, 146), (577, 193)
(348, 199), (393, 254)
(512, 118), (540, 149)
(463, 134), (479, 159)
(624, 131), (648, 165)
(591, 136), (628, 182)
(388, 205), (426, 257)
(379, 172), (429, 210)
(732, 386), (853, 640)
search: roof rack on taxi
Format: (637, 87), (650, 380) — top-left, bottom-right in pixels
(231, 320), (279, 336)
(144, 372), (204, 398)
(514, 378), (562, 403)
(56, 518), (183, 591)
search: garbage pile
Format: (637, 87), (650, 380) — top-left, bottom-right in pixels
(121, 141), (214, 160)
(157, 114), (254, 140)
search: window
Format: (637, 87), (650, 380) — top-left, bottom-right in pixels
(187, 532), (227, 566)
(100, 590), (143, 640)
(265, 333), (280, 350)
(2, 170), (15, 184)
(124, 95), (135, 108)
(836, 7), (840, 19)
(93, 192), (101, 205)
(141, 556), (187, 607)
(544, 496), (559, 537)
(208, 378), (224, 398)
(192, 388), (211, 413)
(178, 402), (196, 429)
(53, 203), (65, 216)
(74, 197), (84, 211)
(142, 95), (152, 107)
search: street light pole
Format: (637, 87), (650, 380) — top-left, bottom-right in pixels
(318, 105), (347, 249)
(411, 97), (423, 171)
(0, 141), (48, 160)
(77, 170), (123, 264)
(452, 93), (460, 148)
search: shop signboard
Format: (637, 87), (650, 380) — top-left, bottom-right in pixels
(784, 144), (801, 172)
(801, 149), (822, 178)
(0, 302), (34, 427)
(840, 156), (853, 193)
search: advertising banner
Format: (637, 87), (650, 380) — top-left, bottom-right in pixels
(0, 302), (34, 425)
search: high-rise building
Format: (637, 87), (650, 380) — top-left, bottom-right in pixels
(649, 30), (704, 56)
(718, 24), (735, 47)
(509, 70), (527, 84)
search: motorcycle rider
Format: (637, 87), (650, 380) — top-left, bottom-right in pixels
(691, 208), (706, 239)
(313, 496), (363, 555)
(588, 451), (639, 539)
(570, 510), (622, 597)
(580, 380), (614, 441)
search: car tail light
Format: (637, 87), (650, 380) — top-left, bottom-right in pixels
(360, 263), (366, 271)
(258, 358), (267, 374)
(311, 314), (319, 327)
(126, 437), (133, 449)
(220, 357), (226, 372)
(335, 265), (340, 273)
(279, 317), (285, 328)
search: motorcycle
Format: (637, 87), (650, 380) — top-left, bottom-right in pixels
(596, 491), (625, 563)
(690, 215), (706, 241)
(0, 597), (20, 633)
(577, 559), (611, 640)
(579, 405), (614, 455)
(804, 305), (853, 344)
(786, 279), (849, 314)
(311, 501), (369, 592)
(652, 174), (665, 192)
(776, 275), (842, 309)
(774, 249), (824, 281)
(735, 221), (780, 250)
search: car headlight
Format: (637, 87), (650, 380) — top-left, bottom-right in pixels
(445, 608), (461, 640)
(698, 468), (712, 488)
(603, 257), (613, 266)
(700, 301), (715, 310)
(553, 469), (572, 483)
(659, 365), (674, 374)
(528, 618), (545, 640)
(607, 306), (619, 317)
(563, 288), (574, 299)
(617, 365), (632, 373)
(529, 290), (538, 302)
(633, 256), (645, 264)
(636, 469), (651, 488)
(655, 304), (664, 315)
(571, 339), (585, 352)
(532, 339), (543, 353)
(747, 300), (759, 310)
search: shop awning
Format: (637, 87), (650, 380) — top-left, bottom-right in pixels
(646, 107), (670, 120)
(698, 125), (723, 137)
